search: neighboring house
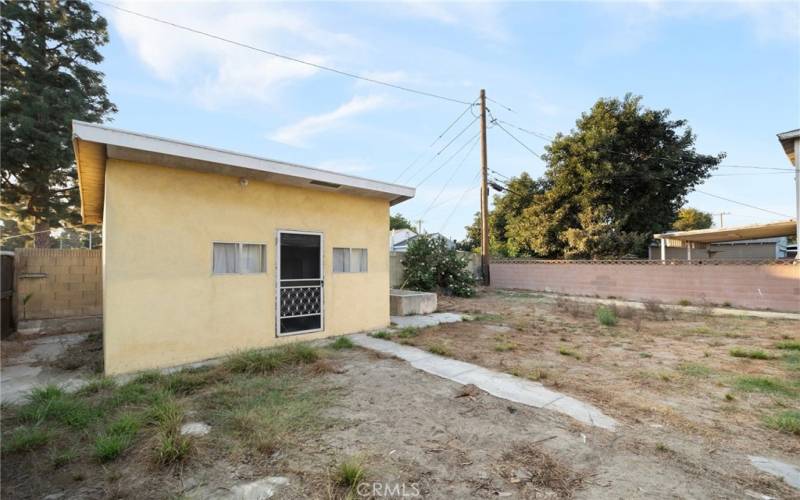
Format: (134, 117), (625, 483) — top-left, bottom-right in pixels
(648, 237), (789, 260)
(391, 232), (455, 252)
(389, 229), (416, 252)
(651, 220), (797, 261)
(72, 121), (414, 374)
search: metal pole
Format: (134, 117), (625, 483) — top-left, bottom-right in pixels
(479, 89), (490, 285)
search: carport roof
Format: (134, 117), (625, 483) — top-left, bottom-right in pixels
(654, 219), (797, 244)
(72, 121), (415, 224)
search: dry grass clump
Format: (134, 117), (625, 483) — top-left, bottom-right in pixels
(499, 443), (585, 498)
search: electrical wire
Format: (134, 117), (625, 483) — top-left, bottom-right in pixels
(95, 1), (472, 106)
(415, 130), (481, 188)
(491, 119), (545, 160)
(404, 115), (479, 184)
(493, 116), (796, 172)
(393, 100), (476, 183)
(419, 136), (480, 218)
(439, 179), (480, 233)
(693, 191), (792, 219)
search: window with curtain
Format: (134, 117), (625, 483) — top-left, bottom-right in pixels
(213, 242), (266, 274)
(333, 247), (367, 273)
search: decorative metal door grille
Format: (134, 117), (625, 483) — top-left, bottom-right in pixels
(280, 286), (322, 318)
(277, 231), (324, 336)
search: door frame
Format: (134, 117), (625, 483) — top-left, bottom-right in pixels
(275, 229), (325, 337)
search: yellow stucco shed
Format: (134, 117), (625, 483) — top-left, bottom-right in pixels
(72, 121), (415, 374)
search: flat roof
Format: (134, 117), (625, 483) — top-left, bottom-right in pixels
(72, 121), (415, 224)
(654, 219), (797, 244)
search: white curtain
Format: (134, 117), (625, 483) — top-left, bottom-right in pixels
(333, 248), (350, 273)
(213, 243), (238, 273)
(351, 248), (368, 272)
(241, 244), (265, 273)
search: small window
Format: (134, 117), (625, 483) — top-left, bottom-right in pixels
(213, 242), (266, 274)
(333, 247), (368, 273)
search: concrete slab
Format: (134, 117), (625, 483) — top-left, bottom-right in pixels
(749, 456), (800, 490)
(350, 334), (617, 431)
(390, 312), (463, 329)
(390, 289), (437, 316)
(180, 422), (211, 436)
(227, 477), (289, 499)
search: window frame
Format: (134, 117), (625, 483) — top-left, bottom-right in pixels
(212, 241), (268, 275)
(332, 247), (368, 273)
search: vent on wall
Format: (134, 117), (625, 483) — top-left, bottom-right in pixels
(309, 180), (341, 189)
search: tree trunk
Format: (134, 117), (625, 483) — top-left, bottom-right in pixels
(33, 219), (51, 248)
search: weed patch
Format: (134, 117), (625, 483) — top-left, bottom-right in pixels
(2, 426), (49, 453)
(369, 331), (392, 340)
(225, 343), (319, 374)
(558, 347), (581, 360)
(729, 348), (776, 360)
(776, 340), (800, 351)
(596, 306), (617, 326)
(734, 376), (798, 398)
(677, 362), (713, 377)
(428, 343), (452, 357)
(329, 337), (354, 350)
(763, 410), (800, 435)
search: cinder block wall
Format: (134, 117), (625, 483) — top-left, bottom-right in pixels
(15, 248), (102, 320)
(491, 260), (800, 312)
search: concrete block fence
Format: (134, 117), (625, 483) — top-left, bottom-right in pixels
(491, 259), (800, 313)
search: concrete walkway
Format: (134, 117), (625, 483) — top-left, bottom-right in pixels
(350, 333), (617, 431)
(1, 333), (91, 403)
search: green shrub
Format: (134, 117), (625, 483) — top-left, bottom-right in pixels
(401, 234), (474, 297)
(595, 306), (617, 326)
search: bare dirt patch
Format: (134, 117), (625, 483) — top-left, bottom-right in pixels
(2, 327), (797, 499)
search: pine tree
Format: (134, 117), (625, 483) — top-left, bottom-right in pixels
(1, 0), (116, 247)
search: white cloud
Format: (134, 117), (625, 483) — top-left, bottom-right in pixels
(109, 1), (361, 108)
(269, 95), (388, 147)
(391, 1), (510, 42)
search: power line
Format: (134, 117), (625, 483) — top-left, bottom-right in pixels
(492, 115), (796, 172)
(405, 115), (479, 184)
(419, 136), (480, 218)
(393, 100), (476, 183)
(491, 119), (545, 160)
(694, 190), (792, 219)
(439, 180), (480, 233)
(416, 130), (481, 187)
(95, 1), (472, 106)
(488, 166), (791, 219)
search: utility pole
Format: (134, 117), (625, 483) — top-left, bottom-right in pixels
(479, 89), (490, 286)
(715, 212), (731, 228)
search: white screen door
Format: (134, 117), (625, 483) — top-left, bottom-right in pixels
(276, 231), (324, 336)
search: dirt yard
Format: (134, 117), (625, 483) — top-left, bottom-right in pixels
(1, 291), (798, 499)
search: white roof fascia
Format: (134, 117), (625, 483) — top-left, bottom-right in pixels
(72, 121), (415, 205)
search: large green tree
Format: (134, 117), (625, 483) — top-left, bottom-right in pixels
(390, 212), (415, 231)
(462, 172), (542, 256)
(1, 0), (116, 247)
(672, 207), (713, 231)
(505, 94), (723, 259)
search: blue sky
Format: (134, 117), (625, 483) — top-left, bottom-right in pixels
(97, 1), (799, 239)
